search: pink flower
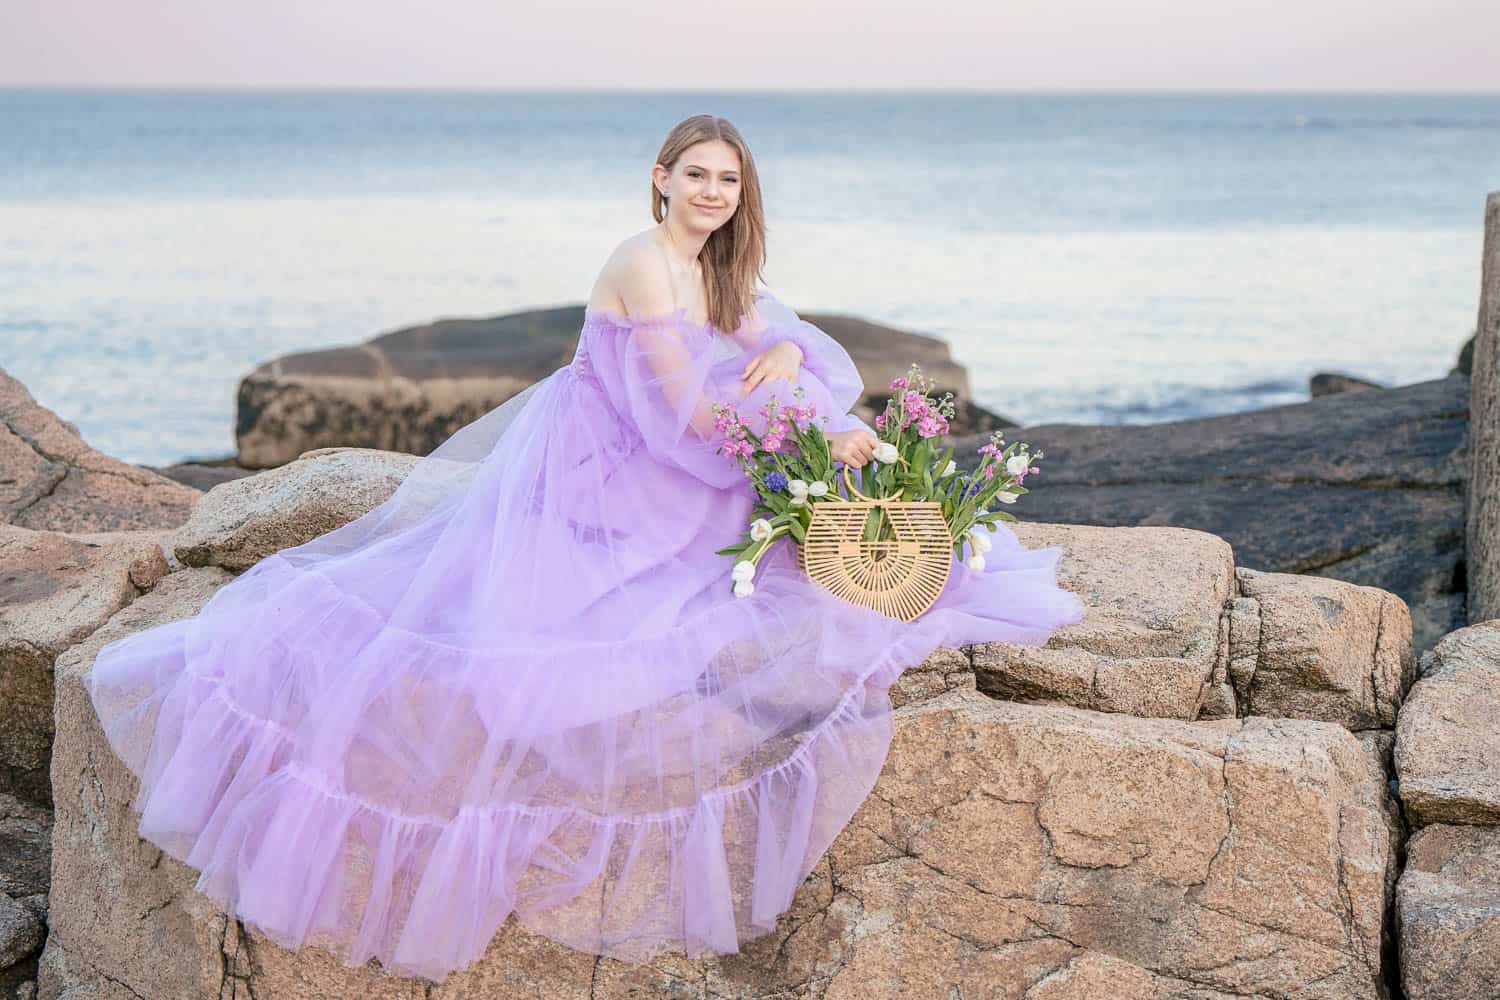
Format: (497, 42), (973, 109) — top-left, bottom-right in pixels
(890, 376), (908, 390)
(874, 413), (887, 431)
(917, 414), (942, 438)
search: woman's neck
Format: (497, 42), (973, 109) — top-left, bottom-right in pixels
(657, 220), (707, 273)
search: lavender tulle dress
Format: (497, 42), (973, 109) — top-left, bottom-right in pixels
(85, 288), (1086, 981)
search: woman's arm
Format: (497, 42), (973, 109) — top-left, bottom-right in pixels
(615, 253), (722, 441)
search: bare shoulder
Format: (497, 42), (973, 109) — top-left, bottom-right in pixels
(585, 229), (673, 317)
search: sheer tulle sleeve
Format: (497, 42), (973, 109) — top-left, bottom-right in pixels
(578, 292), (874, 489)
(741, 291), (871, 437)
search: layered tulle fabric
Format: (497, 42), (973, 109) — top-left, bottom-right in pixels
(86, 289), (1087, 981)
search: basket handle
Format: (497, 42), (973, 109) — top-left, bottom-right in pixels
(840, 464), (883, 504)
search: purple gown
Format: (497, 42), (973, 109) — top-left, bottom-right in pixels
(86, 288), (1086, 981)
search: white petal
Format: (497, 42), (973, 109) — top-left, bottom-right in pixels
(942, 460), (957, 477)
(787, 479), (809, 496)
(965, 553), (986, 572)
(807, 480), (828, 497)
(733, 579), (755, 597)
(997, 491), (1018, 504)
(732, 560), (756, 581)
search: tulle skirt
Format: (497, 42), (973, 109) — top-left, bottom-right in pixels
(86, 314), (1086, 981)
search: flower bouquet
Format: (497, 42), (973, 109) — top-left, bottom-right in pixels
(712, 364), (1046, 620)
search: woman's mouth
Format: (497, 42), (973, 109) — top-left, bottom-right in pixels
(696, 205), (720, 213)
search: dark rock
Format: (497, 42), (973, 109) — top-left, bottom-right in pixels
(234, 306), (986, 468)
(142, 455), (257, 492)
(1310, 372), (1383, 396)
(954, 375), (1469, 653)
(1455, 331), (1475, 377)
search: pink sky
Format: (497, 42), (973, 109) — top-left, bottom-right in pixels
(2, 0), (1496, 92)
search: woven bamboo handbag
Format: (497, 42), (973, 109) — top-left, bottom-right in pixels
(794, 466), (953, 621)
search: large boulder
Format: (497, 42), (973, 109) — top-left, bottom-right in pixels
(233, 306), (994, 469)
(976, 524), (1235, 720)
(172, 447), (418, 571)
(1232, 567), (1414, 729)
(1469, 191), (1500, 623)
(0, 525), (169, 807)
(0, 368), (200, 533)
(980, 529), (1415, 729)
(961, 374), (1469, 655)
(1395, 620), (1500, 827)
(1396, 824), (1500, 1000)
(43, 562), (1399, 997)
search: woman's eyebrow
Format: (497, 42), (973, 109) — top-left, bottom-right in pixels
(684, 163), (739, 175)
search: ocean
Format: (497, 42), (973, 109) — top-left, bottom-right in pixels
(2, 89), (1496, 467)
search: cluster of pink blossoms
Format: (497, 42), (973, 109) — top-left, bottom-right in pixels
(710, 396), (818, 464)
(873, 370), (953, 439)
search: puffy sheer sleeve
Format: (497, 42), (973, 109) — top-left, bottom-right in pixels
(738, 290), (871, 437)
(576, 291), (874, 489)
(579, 308), (750, 489)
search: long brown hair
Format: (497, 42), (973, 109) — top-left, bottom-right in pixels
(651, 115), (767, 333)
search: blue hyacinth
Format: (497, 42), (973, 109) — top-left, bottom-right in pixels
(764, 471), (789, 492)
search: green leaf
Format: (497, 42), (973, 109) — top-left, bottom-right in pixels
(788, 518), (806, 543)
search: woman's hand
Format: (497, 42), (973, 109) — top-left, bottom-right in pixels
(739, 341), (803, 396)
(827, 429), (878, 469)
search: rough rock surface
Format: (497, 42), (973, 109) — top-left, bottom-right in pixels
(1395, 619), (1500, 827)
(0, 368), (200, 533)
(977, 524), (1235, 720)
(981, 529), (1415, 729)
(42, 563), (1400, 998)
(1469, 191), (1500, 623)
(0, 525), (170, 807)
(1396, 823), (1500, 1000)
(233, 305), (998, 468)
(958, 374), (1469, 654)
(1233, 567), (1414, 729)
(172, 447), (418, 571)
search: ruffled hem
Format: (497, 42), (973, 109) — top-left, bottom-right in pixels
(88, 603), (956, 981)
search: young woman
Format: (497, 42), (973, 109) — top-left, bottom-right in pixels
(86, 114), (1086, 982)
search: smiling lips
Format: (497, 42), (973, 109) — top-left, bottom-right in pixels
(695, 205), (721, 213)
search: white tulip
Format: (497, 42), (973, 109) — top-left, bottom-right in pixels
(966, 553), (986, 572)
(733, 579), (755, 597)
(787, 478), (809, 497)
(969, 529), (993, 554)
(941, 460), (957, 478)
(749, 518), (772, 542)
(789, 495), (806, 507)
(873, 442), (900, 464)
(996, 491), (1018, 504)
(807, 480), (829, 497)
(1005, 454), (1031, 477)
(732, 560), (756, 582)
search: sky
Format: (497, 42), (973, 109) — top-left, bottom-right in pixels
(2, 0), (1497, 93)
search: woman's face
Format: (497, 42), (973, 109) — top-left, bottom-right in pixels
(655, 139), (742, 232)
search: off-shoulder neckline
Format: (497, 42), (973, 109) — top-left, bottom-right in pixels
(582, 290), (774, 336)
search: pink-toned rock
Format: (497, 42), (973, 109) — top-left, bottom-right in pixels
(1397, 824), (1500, 1000)
(1233, 567), (1415, 729)
(975, 524), (1235, 720)
(0, 524), (171, 806)
(0, 367), (199, 532)
(1395, 619), (1500, 827)
(172, 447), (417, 571)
